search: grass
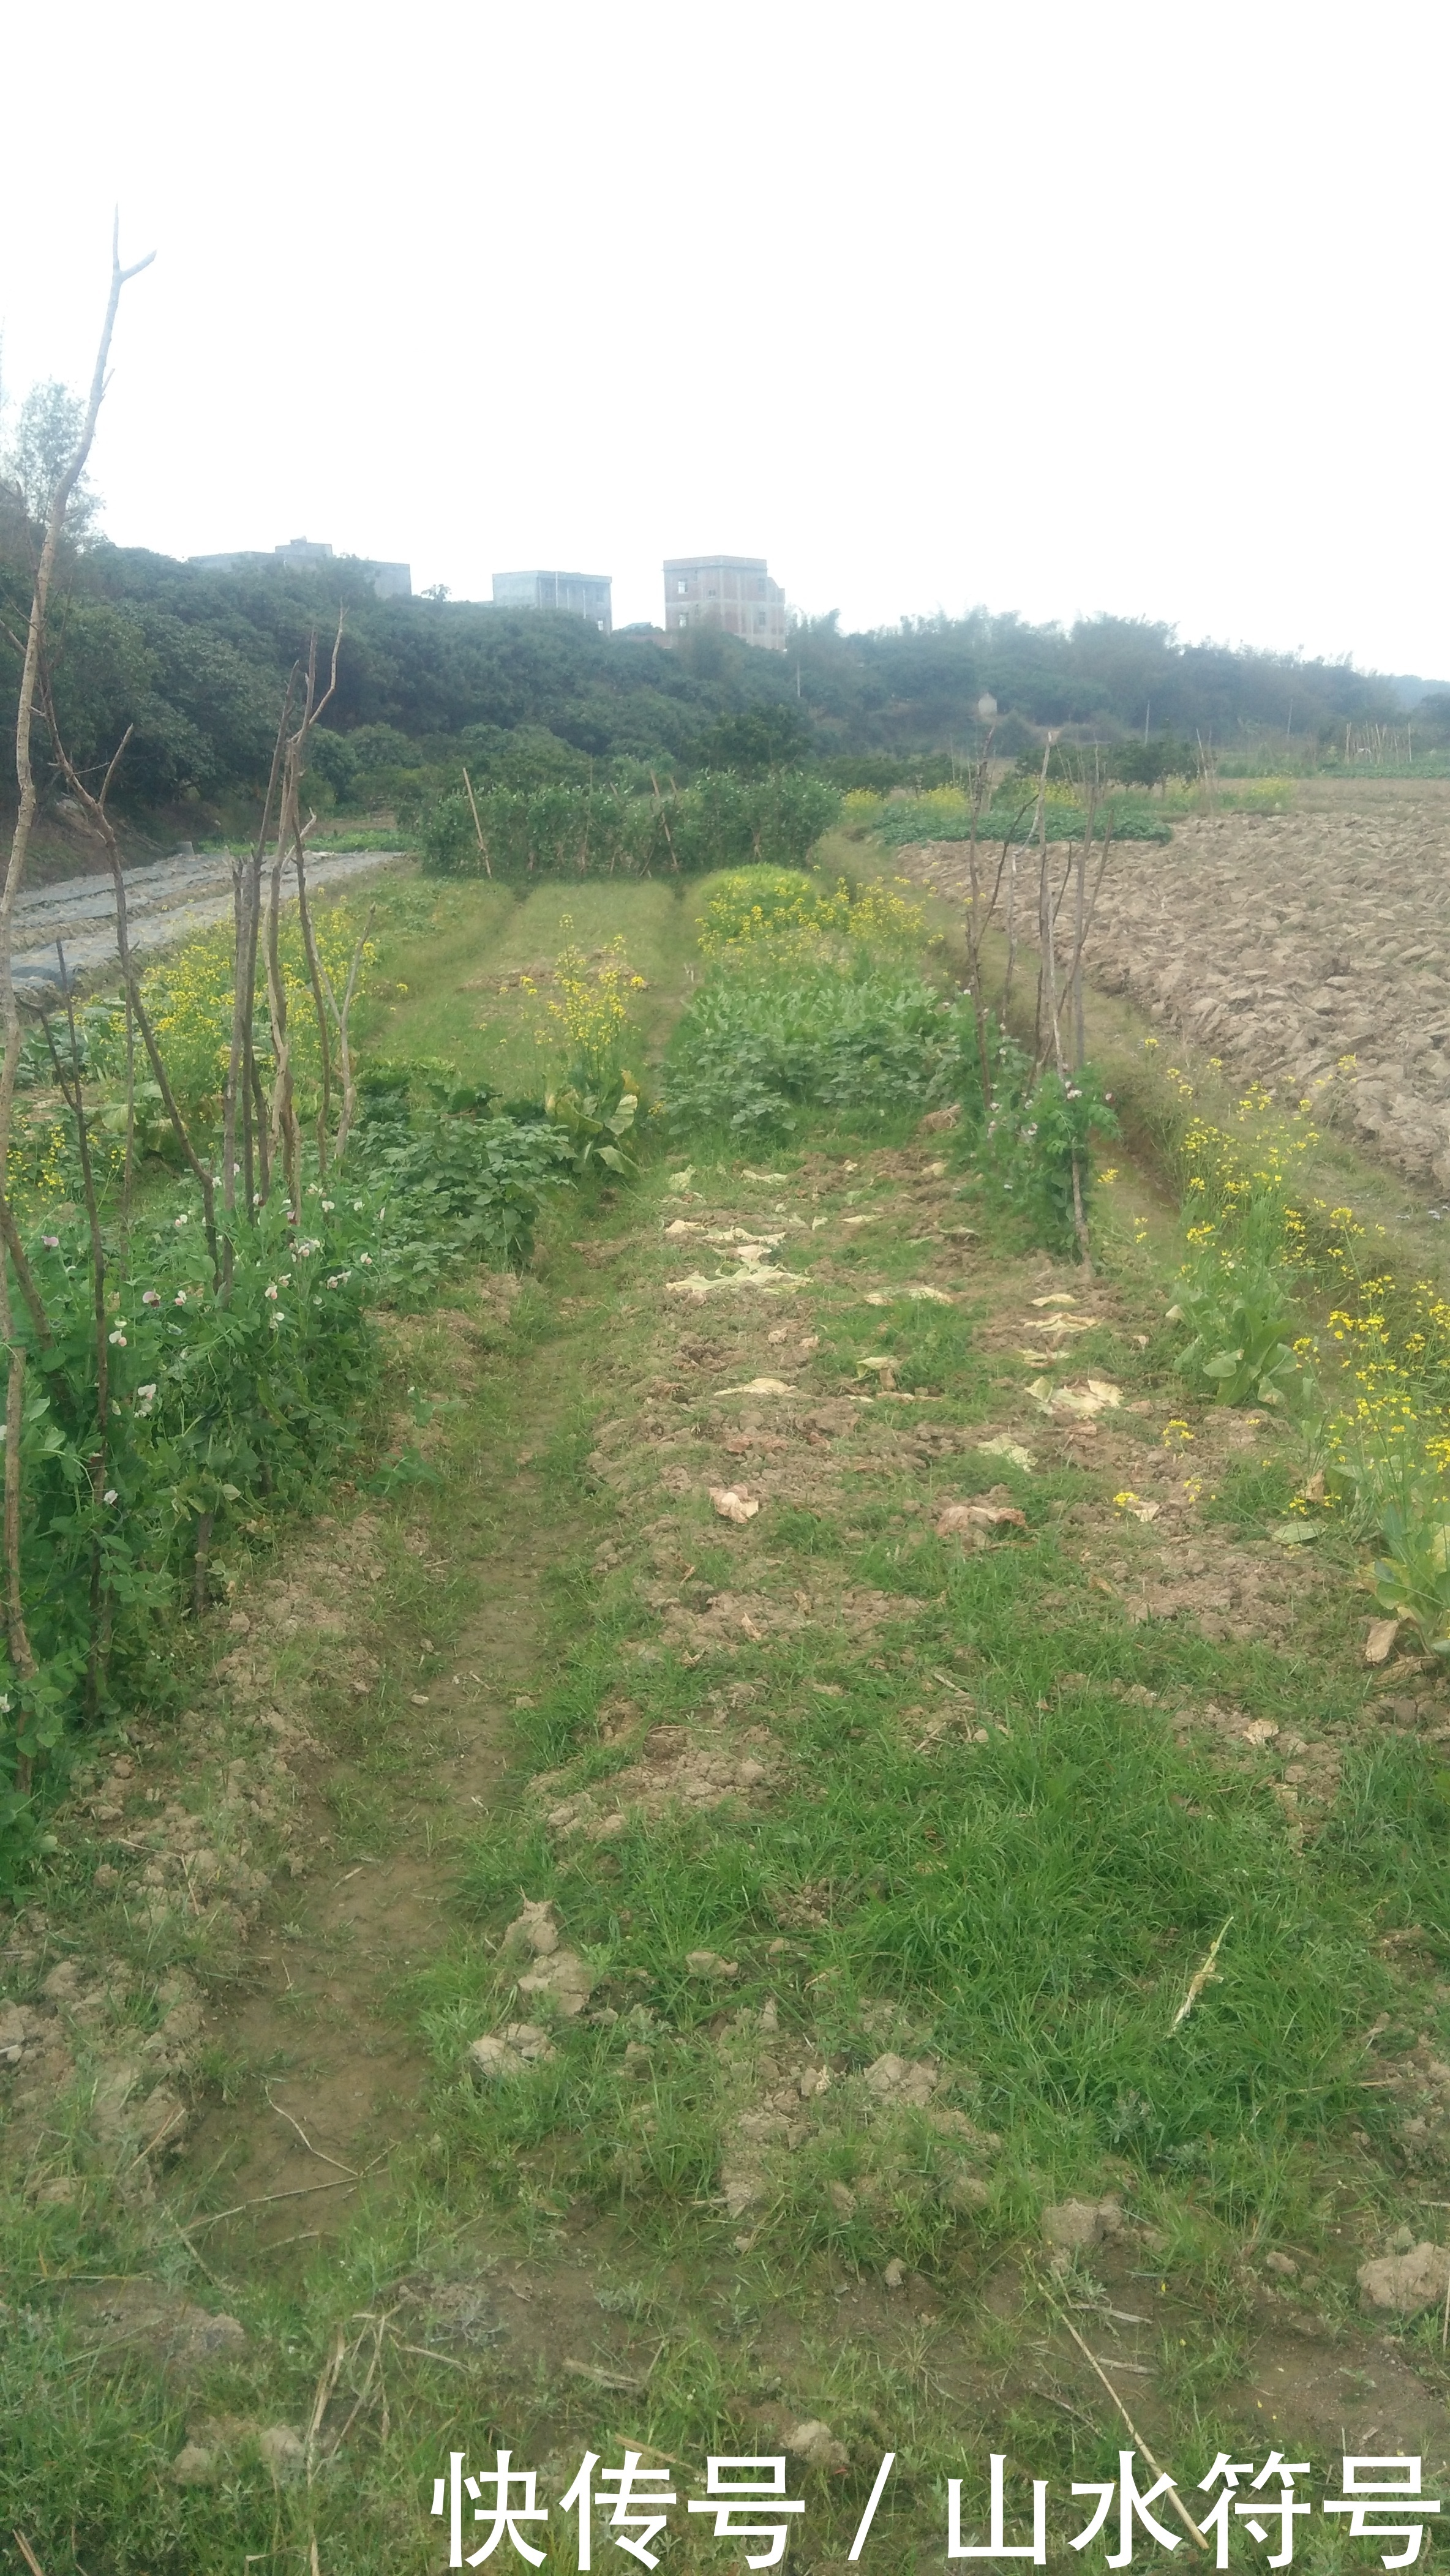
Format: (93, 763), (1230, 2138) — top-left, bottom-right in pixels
(348, 869), (717, 1099)
(2, 881), (1450, 2565)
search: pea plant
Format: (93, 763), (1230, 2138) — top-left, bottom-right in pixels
(0, 234), (571, 1862)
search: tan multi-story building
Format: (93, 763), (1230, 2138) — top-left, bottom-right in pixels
(663, 555), (787, 650)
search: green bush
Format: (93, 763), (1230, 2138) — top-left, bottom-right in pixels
(0, 1079), (574, 1871)
(982, 1059), (1118, 1254)
(1167, 1255), (1311, 1409)
(871, 791), (1172, 847)
(420, 771), (840, 881)
(663, 954), (979, 1142)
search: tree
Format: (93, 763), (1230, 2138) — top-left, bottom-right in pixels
(0, 381), (103, 550)
(689, 702), (812, 776)
(1108, 736), (1195, 791)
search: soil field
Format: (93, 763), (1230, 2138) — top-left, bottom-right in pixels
(898, 781), (1450, 1200)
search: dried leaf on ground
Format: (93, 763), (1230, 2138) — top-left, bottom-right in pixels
(977, 1436), (1035, 1472)
(1029, 1376), (1122, 1418)
(710, 1486), (761, 1524)
(1365, 1617), (1400, 1665)
(666, 1268), (805, 1301)
(936, 1502), (1027, 1538)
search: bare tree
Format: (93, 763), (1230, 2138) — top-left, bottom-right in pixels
(316, 905), (375, 1165)
(958, 730), (1034, 1106)
(223, 676), (294, 1260)
(0, 221), (152, 1770)
(265, 618), (344, 1211)
(35, 673), (223, 1284)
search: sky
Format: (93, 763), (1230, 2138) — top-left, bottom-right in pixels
(1, 0), (1444, 675)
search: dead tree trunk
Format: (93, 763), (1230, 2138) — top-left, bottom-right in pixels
(265, 617), (344, 1211)
(224, 680), (293, 1260)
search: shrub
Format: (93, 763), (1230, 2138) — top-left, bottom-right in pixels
(1167, 1254), (1310, 1408)
(694, 867), (925, 959)
(982, 1060), (1118, 1256)
(419, 773), (840, 882)
(0, 1061), (576, 1853)
(2, 1189), (381, 1779)
(533, 932), (645, 1097)
(138, 907), (378, 1128)
(663, 953), (978, 1143)
(871, 790), (1172, 848)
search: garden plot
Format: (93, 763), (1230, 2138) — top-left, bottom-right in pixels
(899, 791), (1450, 1191)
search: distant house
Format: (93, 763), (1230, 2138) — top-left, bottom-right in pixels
(188, 538), (411, 602)
(663, 555), (787, 650)
(491, 570), (613, 634)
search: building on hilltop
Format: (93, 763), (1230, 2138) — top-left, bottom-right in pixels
(663, 555), (787, 650)
(188, 538), (411, 601)
(491, 570), (613, 633)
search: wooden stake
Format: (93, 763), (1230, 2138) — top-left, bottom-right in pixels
(461, 766), (492, 875)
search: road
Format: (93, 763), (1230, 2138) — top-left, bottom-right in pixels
(9, 844), (407, 996)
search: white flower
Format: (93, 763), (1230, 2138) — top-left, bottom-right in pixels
(174, 1213), (188, 1228)
(359, 1253), (372, 1265)
(353, 1199), (364, 1211)
(108, 1330), (127, 1347)
(265, 1283), (279, 1300)
(269, 1312), (284, 1329)
(0, 1693), (10, 1712)
(326, 1275), (340, 1290)
(103, 1488), (118, 1505)
(175, 1292), (187, 1306)
(321, 1199), (334, 1213)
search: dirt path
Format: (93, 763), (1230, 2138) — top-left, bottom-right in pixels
(177, 1291), (589, 2259)
(7, 842), (404, 995)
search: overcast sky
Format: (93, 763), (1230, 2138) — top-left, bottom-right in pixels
(2, 0), (1443, 674)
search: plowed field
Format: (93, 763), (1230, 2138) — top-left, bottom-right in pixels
(900, 780), (1450, 1197)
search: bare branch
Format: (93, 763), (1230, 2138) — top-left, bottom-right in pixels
(0, 225), (151, 1744)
